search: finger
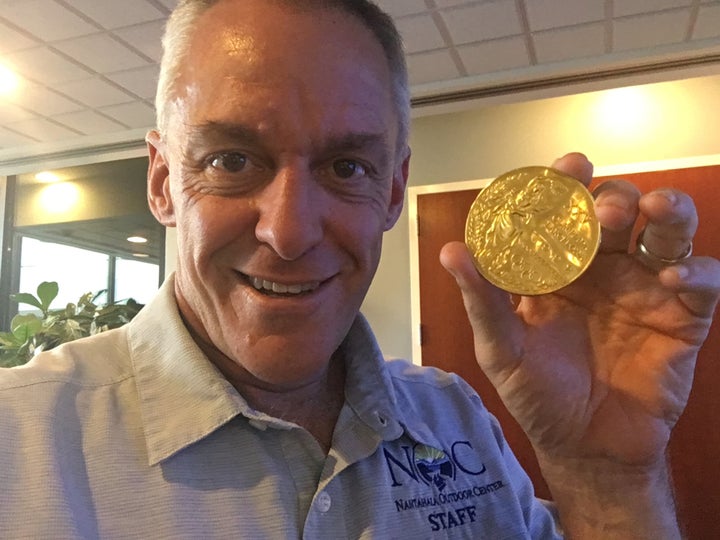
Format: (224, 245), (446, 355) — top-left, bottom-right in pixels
(592, 180), (642, 253)
(658, 256), (720, 318)
(550, 152), (594, 187)
(638, 189), (698, 260)
(439, 241), (525, 380)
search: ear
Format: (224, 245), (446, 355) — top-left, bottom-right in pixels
(384, 147), (411, 231)
(146, 130), (177, 227)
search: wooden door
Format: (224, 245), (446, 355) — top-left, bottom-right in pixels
(416, 164), (720, 538)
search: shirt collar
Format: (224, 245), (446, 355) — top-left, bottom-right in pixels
(128, 276), (438, 465)
(339, 315), (444, 449)
(127, 275), (248, 466)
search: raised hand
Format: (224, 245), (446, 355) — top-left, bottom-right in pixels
(440, 152), (720, 538)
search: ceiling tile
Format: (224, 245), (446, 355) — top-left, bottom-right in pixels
(0, 125), (38, 148)
(53, 109), (127, 135)
(533, 23), (606, 63)
(0, 0), (717, 154)
(106, 65), (160, 99)
(0, 101), (36, 123)
(441, 0), (522, 45)
(694, 4), (720, 40)
(434, 0), (474, 7)
(62, 0), (164, 29)
(5, 117), (81, 142)
(53, 77), (136, 108)
(0, 20), (39, 53)
(614, 10), (690, 52)
(0, 0), (98, 42)
(53, 34), (150, 73)
(614, 0), (692, 17)
(526, 0), (605, 31)
(5, 46), (92, 84)
(396, 15), (446, 54)
(113, 20), (166, 62)
(154, 0), (178, 9)
(7, 83), (84, 116)
(374, 0), (428, 18)
(457, 36), (530, 75)
(406, 50), (461, 85)
(99, 101), (156, 129)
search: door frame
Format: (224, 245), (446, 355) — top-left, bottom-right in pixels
(408, 153), (720, 366)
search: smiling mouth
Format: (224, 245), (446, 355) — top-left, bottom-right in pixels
(244, 274), (321, 296)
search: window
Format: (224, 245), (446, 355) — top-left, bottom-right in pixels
(18, 237), (110, 308)
(1, 157), (165, 327)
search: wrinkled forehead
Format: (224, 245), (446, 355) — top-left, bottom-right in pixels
(161, 0), (400, 155)
(172, 2), (396, 121)
(186, 1), (390, 75)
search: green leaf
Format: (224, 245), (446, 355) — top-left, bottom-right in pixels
(0, 332), (21, 347)
(10, 292), (43, 311)
(10, 314), (43, 342)
(36, 281), (59, 311)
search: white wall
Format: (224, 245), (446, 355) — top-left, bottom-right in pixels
(363, 73), (720, 361)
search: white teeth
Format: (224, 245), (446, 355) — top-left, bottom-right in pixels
(248, 275), (319, 295)
(271, 282), (286, 293)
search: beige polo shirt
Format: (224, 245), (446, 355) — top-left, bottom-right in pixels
(0, 276), (560, 539)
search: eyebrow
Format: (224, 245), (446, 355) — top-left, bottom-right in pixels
(185, 121), (393, 169)
(186, 121), (263, 148)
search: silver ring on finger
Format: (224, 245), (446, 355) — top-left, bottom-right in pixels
(635, 230), (692, 271)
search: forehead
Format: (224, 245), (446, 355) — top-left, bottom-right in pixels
(169, 0), (397, 138)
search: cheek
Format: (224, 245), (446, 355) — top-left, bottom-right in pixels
(332, 203), (386, 264)
(176, 198), (257, 260)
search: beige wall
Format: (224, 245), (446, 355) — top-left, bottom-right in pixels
(363, 74), (720, 361)
(16, 174), (148, 227)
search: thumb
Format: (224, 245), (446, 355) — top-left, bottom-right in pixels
(439, 241), (525, 381)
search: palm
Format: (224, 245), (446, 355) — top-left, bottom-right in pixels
(492, 253), (708, 466)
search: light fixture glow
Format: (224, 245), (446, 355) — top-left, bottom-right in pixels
(0, 64), (19, 95)
(127, 236), (148, 244)
(39, 183), (80, 214)
(35, 171), (61, 183)
(593, 86), (653, 137)
(132, 253), (150, 258)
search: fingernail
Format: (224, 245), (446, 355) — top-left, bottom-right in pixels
(595, 193), (631, 211)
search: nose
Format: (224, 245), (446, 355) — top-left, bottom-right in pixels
(254, 166), (324, 260)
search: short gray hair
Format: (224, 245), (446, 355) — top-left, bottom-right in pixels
(155, 0), (410, 151)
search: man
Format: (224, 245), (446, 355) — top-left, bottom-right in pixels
(0, 0), (717, 538)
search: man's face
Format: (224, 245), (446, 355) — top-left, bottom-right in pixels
(146, 0), (409, 389)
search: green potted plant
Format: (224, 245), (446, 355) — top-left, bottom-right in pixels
(0, 281), (142, 367)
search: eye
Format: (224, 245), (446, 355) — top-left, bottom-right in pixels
(333, 159), (366, 179)
(208, 152), (247, 173)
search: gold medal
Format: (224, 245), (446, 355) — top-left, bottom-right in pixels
(465, 166), (600, 295)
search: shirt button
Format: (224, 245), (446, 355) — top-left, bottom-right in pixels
(316, 491), (332, 513)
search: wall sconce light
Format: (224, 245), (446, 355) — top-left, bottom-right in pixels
(38, 182), (80, 214)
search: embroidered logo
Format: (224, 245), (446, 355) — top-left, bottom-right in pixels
(414, 444), (454, 491)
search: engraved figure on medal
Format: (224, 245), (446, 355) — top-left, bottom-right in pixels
(465, 167), (601, 295)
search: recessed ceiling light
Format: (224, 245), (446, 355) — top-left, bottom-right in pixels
(132, 253), (150, 258)
(127, 236), (148, 244)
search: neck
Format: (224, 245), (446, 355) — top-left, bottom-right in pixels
(241, 357), (347, 453)
(189, 327), (347, 453)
